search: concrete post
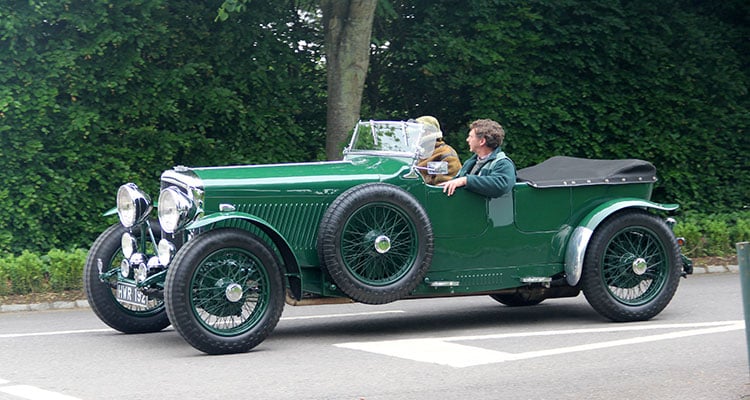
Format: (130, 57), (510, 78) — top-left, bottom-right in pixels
(737, 242), (750, 374)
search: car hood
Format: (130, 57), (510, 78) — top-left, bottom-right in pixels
(170, 156), (412, 197)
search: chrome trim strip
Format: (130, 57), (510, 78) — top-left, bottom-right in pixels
(161, 168), (204, 193)
(429, 281), (460, 287)
(520, 277), (552, 283)
(345, 150), (415, 158)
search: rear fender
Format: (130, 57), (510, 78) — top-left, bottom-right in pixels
(564, 199), (679, 286)
(186, 212), (303, 300)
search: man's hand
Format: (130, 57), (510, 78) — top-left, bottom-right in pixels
(438, 176), (467, 196)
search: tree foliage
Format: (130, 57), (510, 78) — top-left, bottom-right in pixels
(0, 0), (325, 253)
(367, 0), (749, 210)
(0, 0), (746, 255)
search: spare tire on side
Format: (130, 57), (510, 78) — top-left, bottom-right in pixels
(317, 183), (433, 304)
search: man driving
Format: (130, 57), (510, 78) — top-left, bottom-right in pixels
(439, 118), (516, 197)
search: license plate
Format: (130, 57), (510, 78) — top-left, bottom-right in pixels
(116, 282), (148, 307)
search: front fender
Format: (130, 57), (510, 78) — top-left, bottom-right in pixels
(186, 211), (273, 231)
(186, 212), (303, 299)
(564, 198), (679, 286)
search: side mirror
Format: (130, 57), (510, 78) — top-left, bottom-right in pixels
(426, 161), (449, 175)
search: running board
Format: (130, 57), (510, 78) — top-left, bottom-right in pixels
(520, 277), (552, 287)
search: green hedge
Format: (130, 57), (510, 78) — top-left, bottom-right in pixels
(674, 211), (750, 257)
(0, 1), (326, 255)
(0, 249), (87, 295)
(0, 0), (747, 258)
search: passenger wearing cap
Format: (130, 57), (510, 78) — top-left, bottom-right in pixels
(414, 116), (461, 185)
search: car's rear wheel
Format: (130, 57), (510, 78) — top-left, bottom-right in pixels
(83, 223), (170, 333)
(165, 228), (284, 354)
(581, 210), (681, 322)
(318, 183), (433, 304)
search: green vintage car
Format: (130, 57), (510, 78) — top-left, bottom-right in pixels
(84, 120), (692, 354)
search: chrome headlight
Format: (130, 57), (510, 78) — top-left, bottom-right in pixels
(117, 183), (152, 228)
(121, 232), (137, 259)
(120, 259), (131, 278)
(158, 186), (198, 233)
(158, 239), (176, 265)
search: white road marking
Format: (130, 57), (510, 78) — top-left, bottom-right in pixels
(0, 329), (114, 339)
(335, 320), (745, 368)
(0, 310), (404, 339)
(0, 384), (81, 400)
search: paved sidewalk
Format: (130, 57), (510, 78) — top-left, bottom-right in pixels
(0, 264), (741, 313)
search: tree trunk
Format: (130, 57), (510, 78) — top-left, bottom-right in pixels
(321, 0), (377, 160)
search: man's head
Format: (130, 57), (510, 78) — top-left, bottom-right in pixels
(468, 119), (505, 151)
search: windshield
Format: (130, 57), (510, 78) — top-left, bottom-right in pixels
(344, 120), (436, 159)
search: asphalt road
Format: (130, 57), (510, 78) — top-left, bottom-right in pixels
(0, 272), (746, 400)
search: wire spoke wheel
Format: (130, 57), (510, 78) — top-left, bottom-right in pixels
(601, 227), (668, 305)
(166, 229), (284, 354)
(190, 248), (270, 336)
(582, 210), (681, 322)
(341, 202), (418, 285)
(84, 223), (170, 333)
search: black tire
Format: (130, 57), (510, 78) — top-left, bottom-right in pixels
(83, 223), (170, 333)
(165, 229), (284, 354)
(581, 210), (682, 322)
(489, 291), (546, 307)
(318, 183), (433, 304)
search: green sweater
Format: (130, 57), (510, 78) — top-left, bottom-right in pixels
(457, 147), (516, 198)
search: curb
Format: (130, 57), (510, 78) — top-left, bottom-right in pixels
(690, 264), (739, 275)
(0, 265), (740, 314)
(0, 299), (90, 313)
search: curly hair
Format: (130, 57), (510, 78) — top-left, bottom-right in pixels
(470, 119), (505, 149)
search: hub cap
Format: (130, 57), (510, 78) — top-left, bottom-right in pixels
(632, 257), (648, 276)
(374, 235), (391, 254)
(225, 283), (244, 303)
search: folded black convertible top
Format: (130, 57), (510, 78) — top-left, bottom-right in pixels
(517, 156), (657, 188)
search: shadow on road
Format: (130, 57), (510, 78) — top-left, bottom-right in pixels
(270, 297), (605, 341)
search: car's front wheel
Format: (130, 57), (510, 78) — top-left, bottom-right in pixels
(581, 210), (682, 322)
(165, 228), (285, 354)
(83, 223), (170, 333)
